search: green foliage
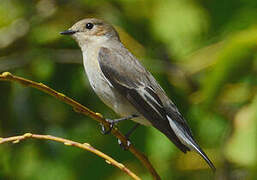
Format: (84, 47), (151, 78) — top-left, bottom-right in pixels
(202, 28), (257, 107)
(0, 0), (257, 179)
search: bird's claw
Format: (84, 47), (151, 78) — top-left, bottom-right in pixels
(118, 138), (131, 150)
(100, 119), (115, 135)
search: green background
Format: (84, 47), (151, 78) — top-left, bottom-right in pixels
(0, 0), (257, 179)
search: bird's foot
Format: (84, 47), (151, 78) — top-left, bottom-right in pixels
(118, 138), (131, 150)
(100, 114), (138, 135)
(117, 123), (140, 150)
(100, 119), (115, 135)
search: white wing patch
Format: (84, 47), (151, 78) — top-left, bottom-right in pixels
(166, 116), (193, 150)
(137, 86), (163, 117)
(144, 86), (163, 107)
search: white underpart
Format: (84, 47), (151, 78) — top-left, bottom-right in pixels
(81, 38), (151, 126)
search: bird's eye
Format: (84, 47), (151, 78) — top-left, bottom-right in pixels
(85, 23), (94, 30)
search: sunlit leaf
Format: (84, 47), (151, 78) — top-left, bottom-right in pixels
(151, 0), (209, 58)
(225, 95), (257, 166)
(202, 28), (257, 107)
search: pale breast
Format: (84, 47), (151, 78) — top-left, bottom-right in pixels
(82, 46), (151, 126)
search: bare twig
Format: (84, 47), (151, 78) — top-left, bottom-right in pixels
(0, 133), (140, 180)
(0, 72), (161, 180)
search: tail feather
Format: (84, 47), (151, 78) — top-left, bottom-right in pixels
(189, 140), (216, 172)
(166, 116), (216, 172)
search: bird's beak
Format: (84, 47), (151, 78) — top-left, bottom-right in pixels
(60, 30), (77, 35)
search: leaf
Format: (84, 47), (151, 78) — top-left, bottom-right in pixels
(151, 0), (209, 58)
(225, 95), (257, 166)
(202, 28), (257, 107)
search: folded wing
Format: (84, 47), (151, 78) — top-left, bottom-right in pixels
(98, 46), (190, 153)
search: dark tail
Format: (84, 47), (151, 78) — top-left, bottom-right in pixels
(189, 140), (216, 172)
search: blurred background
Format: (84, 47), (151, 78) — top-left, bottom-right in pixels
(0, 0), (257, 179)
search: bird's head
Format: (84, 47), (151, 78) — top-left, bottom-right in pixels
(60, 18), (120, 47)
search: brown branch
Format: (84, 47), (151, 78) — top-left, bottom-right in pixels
(0, 72), (161, 180)
(0, 133), (140, 180)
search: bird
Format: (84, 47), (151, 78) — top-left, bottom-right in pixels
(60, 18), (216, 172)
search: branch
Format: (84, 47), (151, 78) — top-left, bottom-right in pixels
(0, 133), (140, 180)
(0, 72), (161, 180)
